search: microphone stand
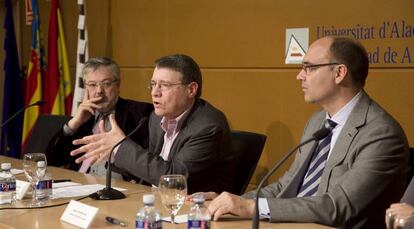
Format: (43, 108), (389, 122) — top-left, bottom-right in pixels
(0, 100), (46, 129)
(89, 118), (147, 200)
(252, 127), (331, 229)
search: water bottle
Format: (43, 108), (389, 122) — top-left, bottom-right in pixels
(188, 195), (211, 229)
(0, 163), (16, 205)
(136, 194), (162, 229)
(35, 161), (52, 202)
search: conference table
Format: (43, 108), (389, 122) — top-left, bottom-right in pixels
(0, 156), (332, 229)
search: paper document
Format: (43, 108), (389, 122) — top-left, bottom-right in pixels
(162, 214), (187, 224)
(52, 184), (126, 199)
(11, 168), (24, 175)
(53, 182), (81, 188)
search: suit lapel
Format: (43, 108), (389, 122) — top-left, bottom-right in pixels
(83, 117), (96, 135)
(279, 112), (326, 197)
(319, 91), (371, 192)
(114, 98), (127, 130)
(164, 100), (201, 161)
(278, 141), (320, 198)
(152, 115), (165, 155)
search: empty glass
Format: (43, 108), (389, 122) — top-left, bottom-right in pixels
(158, 174), (187, 225)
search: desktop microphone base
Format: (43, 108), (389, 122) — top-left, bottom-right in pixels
(89, 187), (125, 200)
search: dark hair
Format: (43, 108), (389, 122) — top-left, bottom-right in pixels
(82, 57), (120, 83)
(329, 37), (369, 87)
(155, 54), (202, 98)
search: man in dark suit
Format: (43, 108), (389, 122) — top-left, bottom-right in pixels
(200, 37), (408, 228)
(45, 57), (153, 180)
(69, 54), (235, 194)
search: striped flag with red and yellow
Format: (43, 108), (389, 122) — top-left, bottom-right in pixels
(45, 0), (72, 115)
(22, 0), (45, 148)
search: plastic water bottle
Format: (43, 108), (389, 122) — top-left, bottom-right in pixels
(0, 163), (16, 205)
(136, 194), (162, 229)
(35, 161), (52, 201)
(188, 195), (211, 229)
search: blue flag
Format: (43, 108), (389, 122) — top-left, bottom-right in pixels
(1, 0), (24, 157)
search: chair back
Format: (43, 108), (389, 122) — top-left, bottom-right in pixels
(22, 114), (70, 156)
(407, 147), (414, 185)
(231, 130), (266, 195)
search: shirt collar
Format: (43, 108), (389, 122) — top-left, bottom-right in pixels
(160, 108), (191, 135)
(94, 97), (118, 120)
(326, 90), (363, 127)
(95, 109), (115, 121)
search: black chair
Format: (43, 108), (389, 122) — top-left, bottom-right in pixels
(22, 114), (71, 156)
(407, 147), (414, 185)
(231, 130), (266, 195)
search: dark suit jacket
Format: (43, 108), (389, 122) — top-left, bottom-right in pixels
(243, 91), (409, 228)
(45, 97), (153, 180)
(114, 99), (235, 194)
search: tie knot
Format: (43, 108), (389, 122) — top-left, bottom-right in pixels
(325, 119), (337, 130)
(99, 112), (110, 120)
(94, 112), (112, 132)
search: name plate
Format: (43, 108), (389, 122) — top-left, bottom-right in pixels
(61, 200), (98, 228)
(16, 180), (30, 200)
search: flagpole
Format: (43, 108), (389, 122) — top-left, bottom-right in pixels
(71, 0), (89, 116)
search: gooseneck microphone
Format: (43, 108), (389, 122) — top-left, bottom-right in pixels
(89, 117), (148, 200)
(0, 100), (46, 129)
(252, 127), (331, 229)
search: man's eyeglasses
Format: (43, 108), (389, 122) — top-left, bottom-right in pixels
(148, 81), (185, 91)
(301, 63), (340, 75)
(85, 80), (118, 90)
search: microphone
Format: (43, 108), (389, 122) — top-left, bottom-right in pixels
(0, 100), (46, 129)
(252, 127), (331, 229)
(89, 117), (148, 200)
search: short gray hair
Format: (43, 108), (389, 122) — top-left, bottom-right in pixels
(82, 57), (120, 83)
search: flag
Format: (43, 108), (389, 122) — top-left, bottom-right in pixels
(1, 0), (24, 157)
(71, 0), (89, 116)
(22, 0), (45, 149)
(45, 0), (73, 115)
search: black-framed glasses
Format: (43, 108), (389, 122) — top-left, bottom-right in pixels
(84, 80), (118, 90)
(302, 63), (340, 75)
(148, 81), (185, 91)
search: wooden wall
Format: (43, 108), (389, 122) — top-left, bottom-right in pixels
(3, 0), (414, 188)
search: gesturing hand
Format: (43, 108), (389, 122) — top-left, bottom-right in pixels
(70, 114), (125, 165)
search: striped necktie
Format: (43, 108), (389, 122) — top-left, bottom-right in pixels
(297, 119), (337, 197)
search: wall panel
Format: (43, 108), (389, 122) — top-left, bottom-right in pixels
(111, 0), (414, 186)
(9, 0), (414, 188)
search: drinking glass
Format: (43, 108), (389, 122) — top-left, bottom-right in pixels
(158, 174), (187, 225)
(22, 153), (47, 206)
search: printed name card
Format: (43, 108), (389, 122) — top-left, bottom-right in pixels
(16, 180), (30, 200)
(61, 200), (98, 228)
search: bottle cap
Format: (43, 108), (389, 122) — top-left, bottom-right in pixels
(142, 194), (155, 204)
(37, 161), (46, 167)
(192, 194), (205, 204)
(1, 163), (11, 170)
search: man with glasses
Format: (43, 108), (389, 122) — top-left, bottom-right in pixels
(45, 57), (153, 181)
(194, 36), (408, 228)
(69, 54), (235, 194)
